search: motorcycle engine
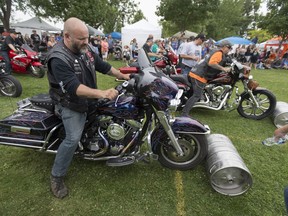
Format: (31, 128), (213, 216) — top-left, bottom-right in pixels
(83, 115), (141, 155)
(107, 123), (125, 140)
(212, 86), (225, 97)
(205, 84), (230, 104)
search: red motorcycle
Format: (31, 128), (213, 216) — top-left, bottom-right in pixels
(119, 46), (181, 75)
(0, 44), (45, 78)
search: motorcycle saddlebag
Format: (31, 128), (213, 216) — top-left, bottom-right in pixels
(0, 99), (61, 145)
(0, 112), (61, 145)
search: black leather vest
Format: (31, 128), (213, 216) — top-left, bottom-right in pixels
(47, 40), (97, 113)
(193, 49), (226, 81)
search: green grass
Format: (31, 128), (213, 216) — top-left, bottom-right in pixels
(0, 64), (288, 216)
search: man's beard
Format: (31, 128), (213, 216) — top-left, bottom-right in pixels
(71, 43), (88, 54)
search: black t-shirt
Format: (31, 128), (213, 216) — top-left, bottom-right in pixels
(142, 43), (152, 54)
(31, 33), (41, 44)
(50, 53), (111, 96)
(0, 35), (22, 51)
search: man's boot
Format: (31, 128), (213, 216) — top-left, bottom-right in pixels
(50, 175), (68, 199)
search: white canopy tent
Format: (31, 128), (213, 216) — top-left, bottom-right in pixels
(12, 17), (61, 36)
(172, 30), (198, 39)
(121, 19), (162, 50)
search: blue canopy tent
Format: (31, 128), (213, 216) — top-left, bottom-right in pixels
(106, 31), (121, 40)
(216, 36), (254, 45)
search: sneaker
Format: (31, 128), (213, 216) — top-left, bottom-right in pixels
(50, 175), (68, 199)
(262, 135), (288, 146)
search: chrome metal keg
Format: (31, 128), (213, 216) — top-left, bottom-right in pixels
(206, 134), (253, 196)
(273, 101), (288, 128)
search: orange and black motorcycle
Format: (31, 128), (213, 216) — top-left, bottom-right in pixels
(170, 59), (276, 120)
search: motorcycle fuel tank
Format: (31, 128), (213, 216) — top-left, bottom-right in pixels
(98, 95), (144, 119)
(209, 73), (232, 84)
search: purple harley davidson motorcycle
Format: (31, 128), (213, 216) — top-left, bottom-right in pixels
(0, 49), (210, 170)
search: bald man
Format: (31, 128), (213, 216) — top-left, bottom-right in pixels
(47, 17), (129, 199)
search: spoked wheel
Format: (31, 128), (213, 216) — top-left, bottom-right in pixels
(28, 65), (45, 78)
(0, 75), (22, 97)
(237, 89), (276, 120)
(155, 134), (208, 170)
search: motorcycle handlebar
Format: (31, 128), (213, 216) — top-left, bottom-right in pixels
(120, 74), (138, 93)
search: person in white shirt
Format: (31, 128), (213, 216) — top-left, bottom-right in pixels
(179, 33), (206, 75)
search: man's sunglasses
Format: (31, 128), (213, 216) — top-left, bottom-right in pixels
(226, 45), (232, 50)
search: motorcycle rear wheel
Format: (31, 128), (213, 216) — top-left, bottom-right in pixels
(28, 65), (45, 78)
(0, 75), (22, 97)
(155, 134), (208, 170)
(237, 89), (276, 120)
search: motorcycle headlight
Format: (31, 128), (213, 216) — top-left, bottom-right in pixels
(168, 89), (183, 112)
(31, 55), (39, 59)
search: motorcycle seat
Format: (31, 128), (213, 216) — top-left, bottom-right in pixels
(170, 74), (191, 87)
(30, 93), (55, 112)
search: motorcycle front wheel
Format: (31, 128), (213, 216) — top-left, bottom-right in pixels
(28, 65), (45, 78)
(237, 89), (276, 120)
(155, 134), (208, 170)
(0, 75), (22, 97)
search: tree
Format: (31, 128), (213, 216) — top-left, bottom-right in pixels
(156, 0), (261, 40)
(240, 0), (261, 33)
(206, 0), (244, 40)
(258, 0), (288, 53)
(0, 0), (13, 30)
(156, 0), (219, 34)
(248, 29), (272, 43)
(25, 0), (143, 32)
(206, 0), (262, 40)
(0, 0), (144, 33)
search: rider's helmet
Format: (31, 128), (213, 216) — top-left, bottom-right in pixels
(218, 40), (233, 49)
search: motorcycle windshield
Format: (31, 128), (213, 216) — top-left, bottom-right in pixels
(21, 44), (35, 52)
(135, 48), (179, 111)
(137, 48), (153, 70)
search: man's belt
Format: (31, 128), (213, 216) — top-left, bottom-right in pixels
(189, 72), (208, 83)
(183, 64), (192, 69)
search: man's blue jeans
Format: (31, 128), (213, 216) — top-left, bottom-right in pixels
(182, 77), (206, 116)
(51, 104), (87, 177)
(181, 64), (192, 75)
(0, 51), (11, 74)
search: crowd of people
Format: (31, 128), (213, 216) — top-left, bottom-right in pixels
(0, 28), (63, 52)
(0, 28), (123, 68)
(231, 44), (288, 70)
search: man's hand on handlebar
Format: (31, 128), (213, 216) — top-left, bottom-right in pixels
(121, 73), (130, 80)
(223, 67), (231, 73)
(101, 88), (118, 100)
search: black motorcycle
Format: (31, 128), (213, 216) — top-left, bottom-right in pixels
(170, 59), (276, 120)
(0, 62), (22, 97)
(0, 49), (210, 170)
